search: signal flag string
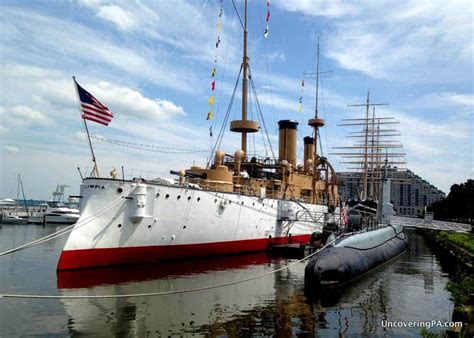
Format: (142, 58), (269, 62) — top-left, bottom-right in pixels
(263, 0), (271, 38)
(298, 79), (304, 112)
(90, 135), (211, 153)
(206, 0), (225, 139)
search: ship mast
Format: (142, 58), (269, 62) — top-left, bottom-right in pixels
(307, 38), (329, 174)
(230, 0), (259, 157)
(331, 94), (408, 202)
(346, 92), (389, 199)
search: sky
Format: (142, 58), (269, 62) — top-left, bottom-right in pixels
(0, 0), (472, 200)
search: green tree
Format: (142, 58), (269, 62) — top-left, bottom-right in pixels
(429, 179), (473, 224)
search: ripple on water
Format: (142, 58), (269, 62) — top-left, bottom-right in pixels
(0, 226), (456, 336)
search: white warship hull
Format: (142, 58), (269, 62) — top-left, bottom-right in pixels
(58, 178), (333, 270)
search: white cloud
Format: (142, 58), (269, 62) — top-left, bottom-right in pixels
(415, 92), (474, 110)
(78, 0), (241, 65)
(0, 105), (50, 127)
(11, 105), (48, 123)
(278, 1), (473, 83)
(274, 0), (360, 18)
(96, 4), (136, 30)
(266, 50), (286, 63)
(89, 81), (185, 120)
(0, 64), (185, 125)
(0, 7), (202, 94)
(4, 145), (20, 153)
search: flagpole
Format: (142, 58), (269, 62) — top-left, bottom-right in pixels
(72, 76), (99, 178)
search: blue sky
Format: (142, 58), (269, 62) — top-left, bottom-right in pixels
(0, 0), (472, 199)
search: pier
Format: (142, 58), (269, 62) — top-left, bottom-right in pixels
(392, 216), (471, 233)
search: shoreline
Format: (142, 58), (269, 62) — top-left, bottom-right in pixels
(418, 229), (474, 337)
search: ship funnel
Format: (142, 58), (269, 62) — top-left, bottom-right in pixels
(278, 120), (299, 167)
(303, 136), (315, 173)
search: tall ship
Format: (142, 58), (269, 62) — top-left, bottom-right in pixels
(57, 1), (340, 270)
(305, 95), (408, 288)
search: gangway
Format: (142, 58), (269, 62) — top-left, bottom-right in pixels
(295, 210), (327, 224)
(392, 216), (471, 233)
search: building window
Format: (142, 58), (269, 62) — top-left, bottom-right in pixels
(407, 185), (411, 206)
(415, 189), (419, 206)
(423, 195), (427, 206)
(400, 184), (404, 206)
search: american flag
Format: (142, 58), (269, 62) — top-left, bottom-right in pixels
(75, 80), (113, 126)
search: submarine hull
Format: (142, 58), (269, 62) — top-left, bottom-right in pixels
(305, 226), (408, 288)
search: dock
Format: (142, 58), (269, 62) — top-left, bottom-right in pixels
(269, 243), (319, 259)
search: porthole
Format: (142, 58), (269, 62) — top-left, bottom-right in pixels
(241, 201), (244, 205)
(187, 196), (192, 201)
(117, 224), (122, 228)
(183, 226), (187, 229)
(252, 202), (255, 206)
(156, 193), (160, 198)
(197, 197), (201, 202)
(214, 199), (217, 203)
(117, 187), (123, 193)
(177, 195), (181, 200)
(165, 194), (170, 199)
(148, 225), (152, 229)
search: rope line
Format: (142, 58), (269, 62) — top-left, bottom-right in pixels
(90, 135), (210, 153)
(0, 236), (340, 300)
(0, 185), (137, 257)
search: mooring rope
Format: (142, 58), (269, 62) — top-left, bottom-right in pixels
(0, 236), (340, 300)
(0, 185), (137, 257)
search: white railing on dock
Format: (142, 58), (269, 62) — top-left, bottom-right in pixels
(392, 216), (472, 233)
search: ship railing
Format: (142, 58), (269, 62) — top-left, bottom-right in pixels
(392, 216), (472, 233)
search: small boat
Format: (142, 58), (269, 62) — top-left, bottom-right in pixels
(28, 184), (80, 225)
(28, 201), (80, 225)
(0, 174), (29, 225)
(0, 214), (29, 225)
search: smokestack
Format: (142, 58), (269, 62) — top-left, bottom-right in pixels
(278, 120), (299, 167)
(303, 136), (315, 173)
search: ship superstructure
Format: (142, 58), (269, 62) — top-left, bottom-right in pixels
(58, 1), (340, 270)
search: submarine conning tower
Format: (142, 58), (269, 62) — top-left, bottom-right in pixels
(278, 120), (299, 167)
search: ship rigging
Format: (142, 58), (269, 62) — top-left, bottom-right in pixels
(57, 0), (341, 270)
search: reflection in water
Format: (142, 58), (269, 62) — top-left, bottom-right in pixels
(0, 226), (456, 336)
(56, 231), (454, 336)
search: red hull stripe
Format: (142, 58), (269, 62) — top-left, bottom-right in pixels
(57, 235), (311, 270)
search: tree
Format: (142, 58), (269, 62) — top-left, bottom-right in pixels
(429, 179), (473, 224)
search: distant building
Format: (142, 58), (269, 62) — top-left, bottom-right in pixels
(337, 168), (445, 217)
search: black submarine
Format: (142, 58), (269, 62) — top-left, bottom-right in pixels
(305, 171), (408, 288)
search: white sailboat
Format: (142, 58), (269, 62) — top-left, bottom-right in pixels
(0, 174), (29, 225)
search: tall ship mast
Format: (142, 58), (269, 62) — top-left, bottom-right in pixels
(58, 1), (340, 270)
(331, 92), (406, 202)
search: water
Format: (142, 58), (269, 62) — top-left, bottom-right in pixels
(0, 224), (455, 337)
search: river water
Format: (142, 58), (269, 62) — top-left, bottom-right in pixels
(0, 224), (456, 337)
